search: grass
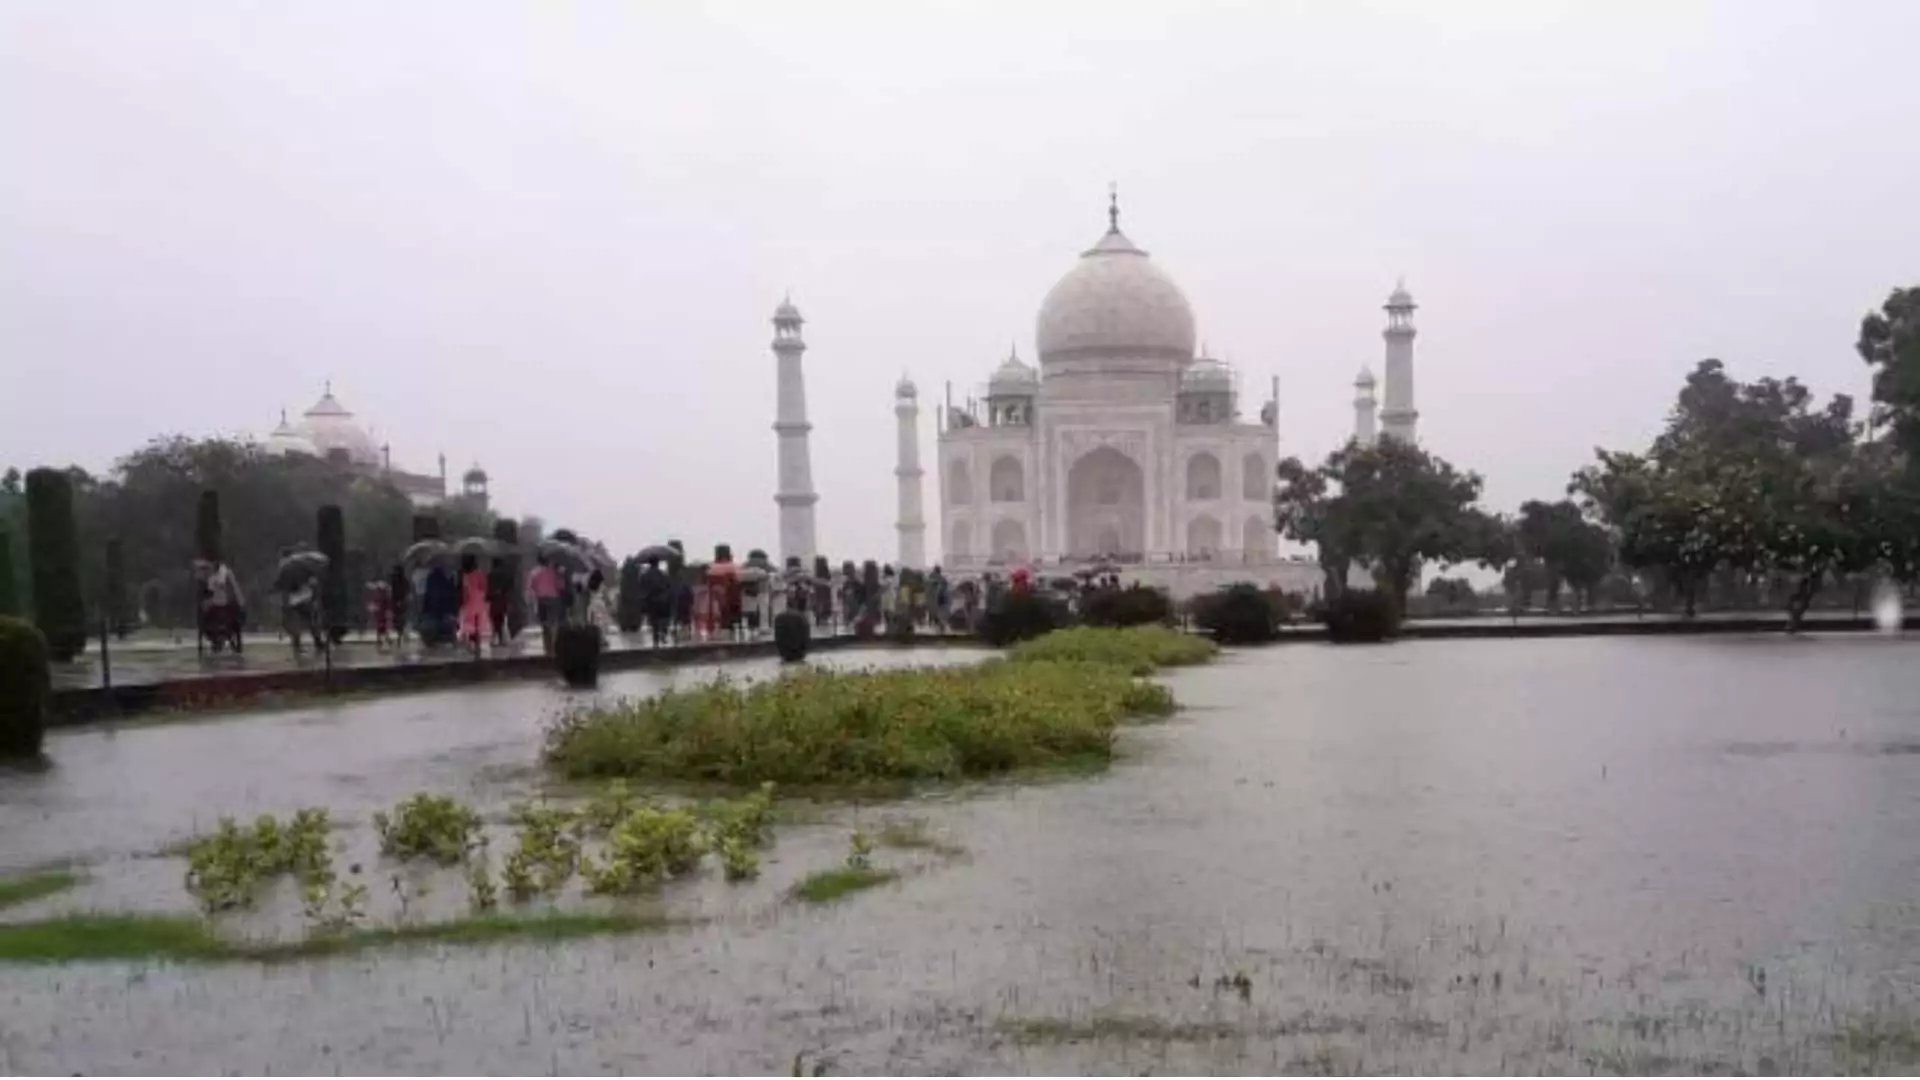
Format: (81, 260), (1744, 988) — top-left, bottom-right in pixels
(544, 658), (1177, 788)
(0, 868), (82, 911)
(789, 866), (900, 903)
(0, 913), (226, 963)
(0, 909), (686, 965)
(1006, 625), (1218, 675)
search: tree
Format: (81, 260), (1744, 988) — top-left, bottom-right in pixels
(1858, 285), (1920, 457)
(1575, 359), (1862, 621)
(1276, 438), (1490, 615)
(25, 468), (86, 661)
(1272, 453), (1358, 598)
(1516, 500), (1612, 611)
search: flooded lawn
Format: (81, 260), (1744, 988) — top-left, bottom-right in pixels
(4, 636), (1920, 1074)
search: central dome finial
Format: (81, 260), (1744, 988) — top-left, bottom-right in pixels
(1107, 182), (1119, 234)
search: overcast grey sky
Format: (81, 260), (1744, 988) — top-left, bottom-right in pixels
(4, 1), (1916, 561)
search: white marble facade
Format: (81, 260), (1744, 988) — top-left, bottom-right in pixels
(934, 197), (1293, 590)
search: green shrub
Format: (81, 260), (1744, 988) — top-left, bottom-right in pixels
(1190, 583), (1279, 645)
(1008, 625), (1216, 674)
(184, 809), (332, 912)
(555, 624), (602, 688)
(773, 610), (810, 662)
(0, 616), (50, 760)
(373, 793), (482, 864)
(581, 806), (707, 895)
(24, 468), (84, 662)
(544, 660), (1176, 787)
(1081, 584), (1173, 628)
(977, 589), (1060, 647)
(412, 514), (441, 542)
(316, 504), (348, 643)
(1318, 589), (1399, 643)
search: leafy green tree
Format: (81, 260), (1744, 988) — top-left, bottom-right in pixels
(1516, 500), (1612, 611)
(1273, 453), (1359, 598)
(1858, 286), (1920, 456)
(1276, 438), (1490, 615)
(1575, 359), (1861, 620)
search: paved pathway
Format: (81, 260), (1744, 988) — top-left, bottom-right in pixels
(52, 627), (852, 691)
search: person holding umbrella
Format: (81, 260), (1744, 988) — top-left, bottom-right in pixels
(457, 553), (490, 657)
(274, 546), (328, 656)
(527, 555), (563, 654)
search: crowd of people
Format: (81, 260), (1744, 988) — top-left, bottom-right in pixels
(191, 543), (1139, 660)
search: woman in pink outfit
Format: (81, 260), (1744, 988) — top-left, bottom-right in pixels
(458, 553), (490, 656)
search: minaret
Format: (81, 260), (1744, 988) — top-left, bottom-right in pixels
(893, 373), (927, 570)
(1352, 366), (1378, 445)
(1379, 280), (1418, 443)
(772, 295), (819, 564)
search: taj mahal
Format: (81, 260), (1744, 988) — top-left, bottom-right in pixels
(769, 192), (1419, 599)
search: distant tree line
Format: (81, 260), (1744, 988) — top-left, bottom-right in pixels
(1273, 284), (1920, 631)
(0, 436), (533, 632)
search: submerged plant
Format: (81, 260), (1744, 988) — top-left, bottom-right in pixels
(545, 660), (1175, 787)
(1007, 625), (1217, 675)
(846, 829), (874, 871)
(184, 808), (334, 913)
(465, 841), (499, 912)
(373, 793), (482, 864)
(501, 802), (583, 900)
(582, 806), (708, 896)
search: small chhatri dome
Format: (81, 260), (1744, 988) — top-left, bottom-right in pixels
(1181, 354), (1233, 390)
(462, 463), (488, 485)
(1035, 191), (1198, 369)
(773, 294), (803, 324)
(895, 372), (917, 399)
(1355, 365), (1377, 387)
(265, 408), (317, 457)
(1387, 278), (1415, 309)
(989, 344), (1039, 392)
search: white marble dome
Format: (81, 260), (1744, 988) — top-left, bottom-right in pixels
(298, 387), (381, 466)
(263, 410), (317, 457)
(1181, 355), (1233, 390)
(989, 347), (1038, 393)
(1035, 225), (1197, 368)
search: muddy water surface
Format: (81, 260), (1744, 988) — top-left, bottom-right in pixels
(4, 636), (1920, 1074)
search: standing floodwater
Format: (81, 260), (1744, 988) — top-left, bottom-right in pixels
(3, 636), (1919, 1074)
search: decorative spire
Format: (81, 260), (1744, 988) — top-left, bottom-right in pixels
(323, 378), (332, 396)
(1107, 182), (1120, 233)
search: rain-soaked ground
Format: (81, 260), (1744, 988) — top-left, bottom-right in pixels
(4, 635), (1920, 1074)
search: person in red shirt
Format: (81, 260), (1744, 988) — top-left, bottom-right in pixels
(528, 557), (563, 654)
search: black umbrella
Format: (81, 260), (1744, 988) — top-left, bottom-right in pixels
(454, 536), (501, 558)
(403, 539), (451, 569)
(273, 550), (330, 591)
(636, 544), (677, 563)
(538, 538), (592, 575)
